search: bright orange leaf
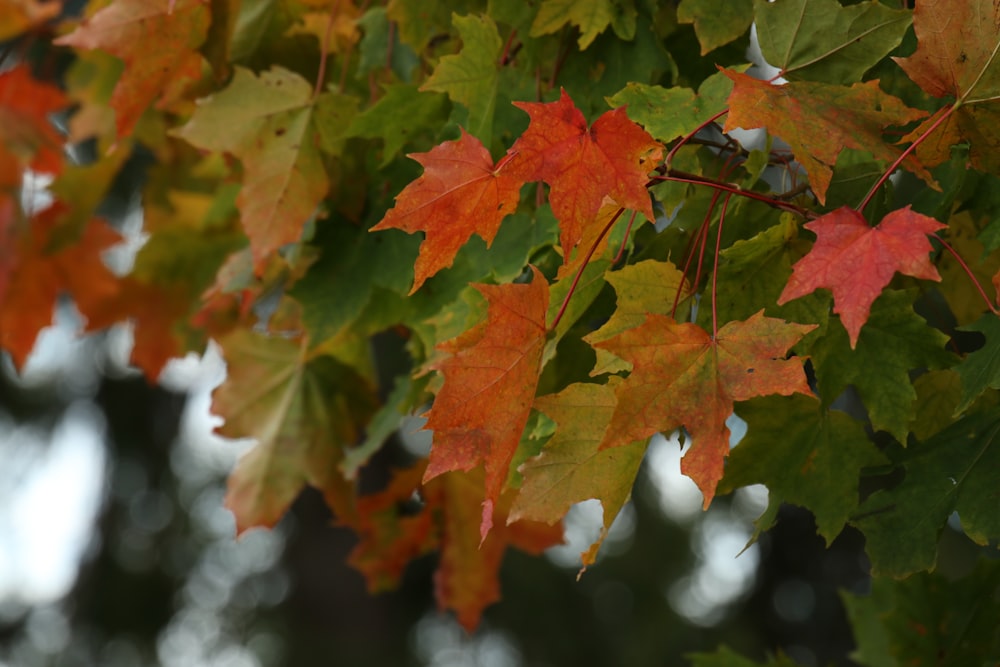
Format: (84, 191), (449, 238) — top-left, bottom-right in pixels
(595, 311), (815, 505)
(509, 89), (662, 256)
(371, 128), (525, 293)
(722, 70), (929, 203)
(423, 268), (549, 541)
(0, 204), (121, 369)
(55, 0), (209, 138)
(0, 65), (68, 188)
(778, 206), (946, 348)
(350, 464), (561, 632)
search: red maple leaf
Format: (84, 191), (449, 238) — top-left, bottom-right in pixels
(350, 464), (561, 632)
(595, 311), (815, 505)
(55, 0), (209, 138)
(509, 89), (662, 256)
(423, 267), (549, 541)
(371, 129), (525, 293)
(777, 206), (945, 348)
(0, 65), (68, 189)
(0, 204), (121, 369)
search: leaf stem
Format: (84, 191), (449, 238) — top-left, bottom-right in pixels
(312, 0), (341, 99)
(665, 108), (729, 169)
(711, 194), (733, 339)
(932, 232), (1000, 315)
(653, 171), (816, 219)
(612, 210), (638, 264)
(548, 207), (626, 333)
(857, 103), (957, 213)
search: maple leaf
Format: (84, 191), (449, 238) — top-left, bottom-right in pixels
(370, 129), (525, 294)
(754, 0), (912, 84)
(952, 314), (1000, 415)
(175, 66), (330, 272)
(719, 395), (887, 544)
(55, 0), (210, 138)
(677, 0), (752, 56)
(0, 65), (68, 189)
(777, 206), (946, 348)
(852, 411), (1000, 577)
(0, 205), (121, 369)
(350, 464), (561, 631)
(530, 0), (616, 49)
(809, 289), (954, 443)
(894, 0), (1000, 171)
(213, 330), (378, 533)
(595, 311), (815, 505)
(509, 89), (662, 257)
(511, 379), (646, 568)
(423, 267), (549, 540)
(420, 13), (502, 146)
(722, 70), (929, 203)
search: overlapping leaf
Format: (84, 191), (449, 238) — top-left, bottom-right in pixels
(895, 0), (1000, 171)
(370, 129), (525, 294)
(778, 206), (946, 348)
(511, 379), (646, 568)
(595, 311), (815, 504)
(720, 395), (886, 543)
(0, 205), (121, 369)
(55, 0), (209, 138)
(0, 65), (68, 189)
(677, 0), (752, 55)
(423, 268), (549, 540)
(852, 410), (1000, 577)
(754, 0), (911, 83)
(510, 89), (662, 256)
(350, 464), (562, 631)
(723, 70), (929, 203)
(214, 330), (378, 533)
(809, 290), (954, 443)
(175, 66), (330, 272)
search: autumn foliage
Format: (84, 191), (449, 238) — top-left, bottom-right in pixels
(4, 0), (1000, 661)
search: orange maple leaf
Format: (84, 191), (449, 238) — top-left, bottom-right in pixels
(722, 70), (929, 203)
(595, 311), (815, 505)
(423, 267), (549, 541)
(55, 0), (209, 138)
(777, 206), (946, 348)
(371, 129), (525, 293)
(509, 89), (662, 256)
(0, 204), (121, 369)
(893, 0), (1000, 171)
(0, 65), (68, 189)
(350, 464), (561, 632)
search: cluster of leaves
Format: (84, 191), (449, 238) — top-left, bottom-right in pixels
(3, 0), (1000, 660)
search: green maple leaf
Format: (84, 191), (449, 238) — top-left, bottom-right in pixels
(809, 290), (955, 443)
(720, 395), (886, 544)
(584, 258), (689, 375)
(954, 314), (1000, 414)
(174, 67), (329, 272)
(421, 13), (502, 146)
(511, 379), (647, 568)
(214, 330), (378, 533)
(852, 410), (1000, 577)
(842, 561), (1000, 666)
(530, 0), (616, 50)
(677, 0), (752, 55)
(754, 0), (911, 84)
(608, 68), (738, 145)
(344, 84), (450, 167)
